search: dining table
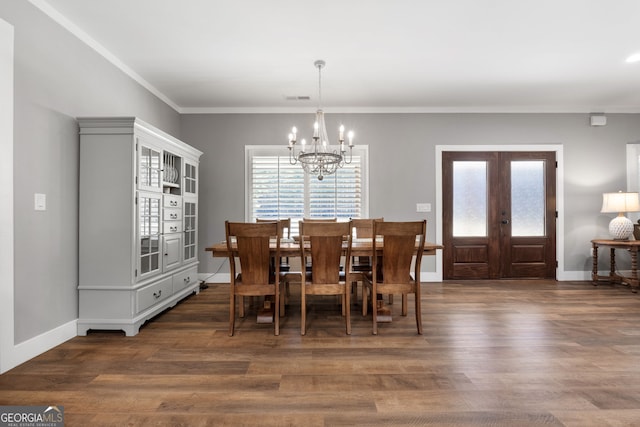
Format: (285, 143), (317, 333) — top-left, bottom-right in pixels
(205, 237), (443, 324)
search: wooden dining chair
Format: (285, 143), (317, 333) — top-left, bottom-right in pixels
(363, 220), (426, 335)
(225, 221), (282, 336)
(294, 221), (353, 335)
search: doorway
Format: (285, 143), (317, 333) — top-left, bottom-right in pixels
(442, 151), (556, 279)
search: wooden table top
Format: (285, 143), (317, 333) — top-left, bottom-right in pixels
(591, 239), (640, 248)
(205, 238), (443, 257)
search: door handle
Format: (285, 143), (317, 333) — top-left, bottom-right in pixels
(501, 219), (510, 225)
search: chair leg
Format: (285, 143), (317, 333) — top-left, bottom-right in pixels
(389, 294), (394, 305)
(238, 295), (245, 318)
(415, 291), (422, 335)
(372, 284), (378, 335)
(402, 294), (408, 316)
(345, 288), (351, 335)
(301, 284), (307, 335)
(362, 285), (368, 316)
(229, 293), (236, 337)
(274, 289), (280, 336)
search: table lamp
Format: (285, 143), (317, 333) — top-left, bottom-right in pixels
(601, 191), (640, 240)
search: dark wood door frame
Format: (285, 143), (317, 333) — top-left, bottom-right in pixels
(434, 145), (564, 281)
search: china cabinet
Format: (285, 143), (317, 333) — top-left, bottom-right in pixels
(77, 117), (202, 336)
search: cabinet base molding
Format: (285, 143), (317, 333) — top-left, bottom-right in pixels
(78, 280), (200, 337)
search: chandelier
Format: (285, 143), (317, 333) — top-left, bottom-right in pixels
(287, 60), (354, 180)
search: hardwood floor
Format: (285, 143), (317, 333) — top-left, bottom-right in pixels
(2, 280), (640, 426)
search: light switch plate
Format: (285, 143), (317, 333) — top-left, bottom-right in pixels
(416, 203), (431, 212)
(34, 193), (46, 211)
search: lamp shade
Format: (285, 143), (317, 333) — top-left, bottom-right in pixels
(601, 191), (640, 240)
(601, 192), (640, 213)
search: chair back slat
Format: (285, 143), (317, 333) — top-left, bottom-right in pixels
(236, 235), (272, 285)
(309, 235), (344, 283)
(300, 221), (352, 284)
(373, 220), (426, 285)
(227, 221), (279, 285)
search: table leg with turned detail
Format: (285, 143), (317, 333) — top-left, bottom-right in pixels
(630, 248), (638, 293)
(591, 239), (640, 293)
(609, 248), (616, 280)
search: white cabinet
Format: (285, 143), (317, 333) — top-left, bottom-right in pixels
(78, 117), (203, 336)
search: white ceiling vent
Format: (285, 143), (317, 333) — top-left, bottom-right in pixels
(285, 95), (311, 101)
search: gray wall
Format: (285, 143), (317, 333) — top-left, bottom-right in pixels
(181, 113), (640, 276)
(4, 0), (640, 351)
(2, 1), (180, 344)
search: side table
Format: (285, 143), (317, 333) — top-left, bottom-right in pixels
(591, 239), (640, 292)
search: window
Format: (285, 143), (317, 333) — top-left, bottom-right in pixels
(246, 145), (369, 235)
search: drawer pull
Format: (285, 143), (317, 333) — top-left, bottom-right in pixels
(170, 226), (178, 232)
(170, 200), (178, 207)
(184, 276), (190, 283)
(153, 290), (162, 299)
(170, 213), (178, 219)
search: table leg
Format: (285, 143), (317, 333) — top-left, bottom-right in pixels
(257, 298), (275, 323)
(631, 249), (638, 293)
(592, 242), (598, 285)
(610, 248), (616, 280)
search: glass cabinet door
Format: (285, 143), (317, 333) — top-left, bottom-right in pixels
(184, 161), (197, 196)
(138, 139), (162, 192)
(138, 192), (162, 280)
(183, 198), (197, 263)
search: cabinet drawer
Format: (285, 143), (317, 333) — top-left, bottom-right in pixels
(136, 277), (172, 313)
(164, 207), (182, 221)
(163, 221), (182, 234)
(164, 194), (181, 208)
(173, 266), (198, 292)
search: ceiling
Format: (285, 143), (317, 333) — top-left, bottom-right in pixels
(31, 0), (640, 113)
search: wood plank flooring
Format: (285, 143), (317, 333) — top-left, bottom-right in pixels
(3, 280), (640, 426)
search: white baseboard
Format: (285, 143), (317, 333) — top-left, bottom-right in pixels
(3, 319), (76, 373)
(202, 271), (444, 284)
(559, 270), (592, 281)
(204, 271), (596, 283)
(202, 272), (231, 284)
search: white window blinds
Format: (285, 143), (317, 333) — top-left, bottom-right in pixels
(246, 146), (369, 235)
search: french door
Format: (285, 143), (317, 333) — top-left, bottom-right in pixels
(442, 151), (556, 279)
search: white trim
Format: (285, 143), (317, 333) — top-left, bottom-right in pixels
(181, 106), (640, 115)
(202, 271), (441, 284)
(9, 321), (77, 371)
(204, 272), (232, 284)
(28, 0), (181, 113)
(0, 18), (14, 374)
(435, 144), (565, 281)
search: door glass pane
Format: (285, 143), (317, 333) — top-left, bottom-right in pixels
(453, 161), (487, 237)
(511, 160), (545, 236)
(139, 195), (161, 275)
